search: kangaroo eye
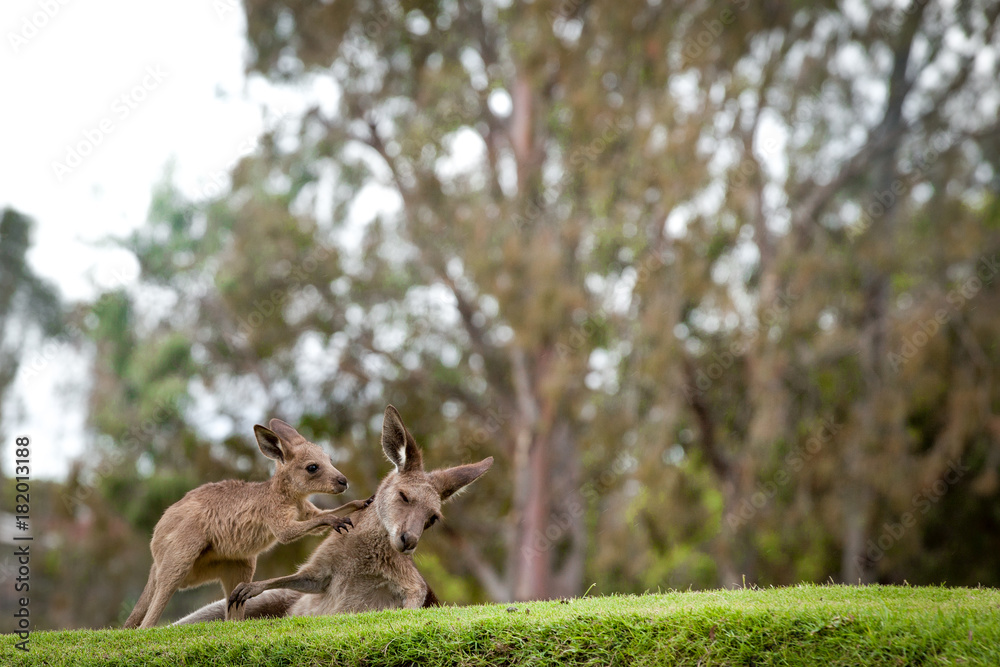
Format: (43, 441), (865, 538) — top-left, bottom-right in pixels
(399, 491), (409, 503)
(425, 515), (438, 529)
(306, 464), (319, 473)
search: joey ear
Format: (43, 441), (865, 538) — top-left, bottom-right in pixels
(267, 418), (306, 447)
(430, 456), (493, 501)
(381, 405), (423, 473)
(254, 425), (286, 463)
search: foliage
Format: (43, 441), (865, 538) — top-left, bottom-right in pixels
(4, 586), (1000, 666)
(0, 208), (62, 432)
(47, 0), (1000, 628)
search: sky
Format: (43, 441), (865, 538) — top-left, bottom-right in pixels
(0, 0), (279, 477)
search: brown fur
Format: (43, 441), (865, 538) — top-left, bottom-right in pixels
(124, 418), (365, 629)
(172, 405), (491, 624)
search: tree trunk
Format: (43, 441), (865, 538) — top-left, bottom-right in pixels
(841, 476), (875, 583)
(549, 422), (586, 598)
(841, 150), (899, 584)
(513, 427), (552, 599)
(717, 481), (743, 587)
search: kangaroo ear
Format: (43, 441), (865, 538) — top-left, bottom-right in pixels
(430, 457), (493, 501)
(254, 425), (286, 463)
(381, 405), (423, 473)
(268, 418), (306, 447)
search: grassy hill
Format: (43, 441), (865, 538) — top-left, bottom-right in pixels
(3, 585), (999, 666)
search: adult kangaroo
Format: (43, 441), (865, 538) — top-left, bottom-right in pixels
(174, 405), (492, 623)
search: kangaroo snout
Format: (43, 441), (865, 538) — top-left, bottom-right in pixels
(327, 477), (349, 495)
(398, 531), (419, 553)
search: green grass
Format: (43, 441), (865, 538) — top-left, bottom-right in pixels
(4, 585), (1000, 665)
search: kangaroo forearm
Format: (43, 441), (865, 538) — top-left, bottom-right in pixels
(329, 499), (368, 515)
(258, 572), (330, 595)
(300, 501), (324, 519)
(272, 516), (331, 543)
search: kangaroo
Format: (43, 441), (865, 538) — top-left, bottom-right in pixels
(124, 418), (367, 629)
(173, 405), (492, 624)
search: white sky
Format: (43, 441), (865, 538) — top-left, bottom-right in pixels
(0, 0), (275, 478)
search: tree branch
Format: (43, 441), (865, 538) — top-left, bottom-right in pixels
(442, 524), (509, 601)
(682, 357), (731, 479)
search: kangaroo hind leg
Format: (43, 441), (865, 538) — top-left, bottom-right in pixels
(219, 559), (256, 622)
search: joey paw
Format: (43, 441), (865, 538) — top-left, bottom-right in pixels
(326, 515), (353, 534)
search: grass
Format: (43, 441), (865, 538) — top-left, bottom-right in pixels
(3, 585), (1000, 666)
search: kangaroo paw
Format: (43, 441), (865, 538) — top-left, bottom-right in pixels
(228, 582), (261, 613)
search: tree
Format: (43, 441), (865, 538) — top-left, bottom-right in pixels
(232, 0), (1000, 591)
(0, 208), (62, 433)
(76, 0), (1000, 613)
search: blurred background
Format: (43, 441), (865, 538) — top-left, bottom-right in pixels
(2, 0), (1000, 630)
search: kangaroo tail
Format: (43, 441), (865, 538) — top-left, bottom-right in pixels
(123, 564), (157, 629)
(172, 598), (226, 625)
(173, 589), (303, 625)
